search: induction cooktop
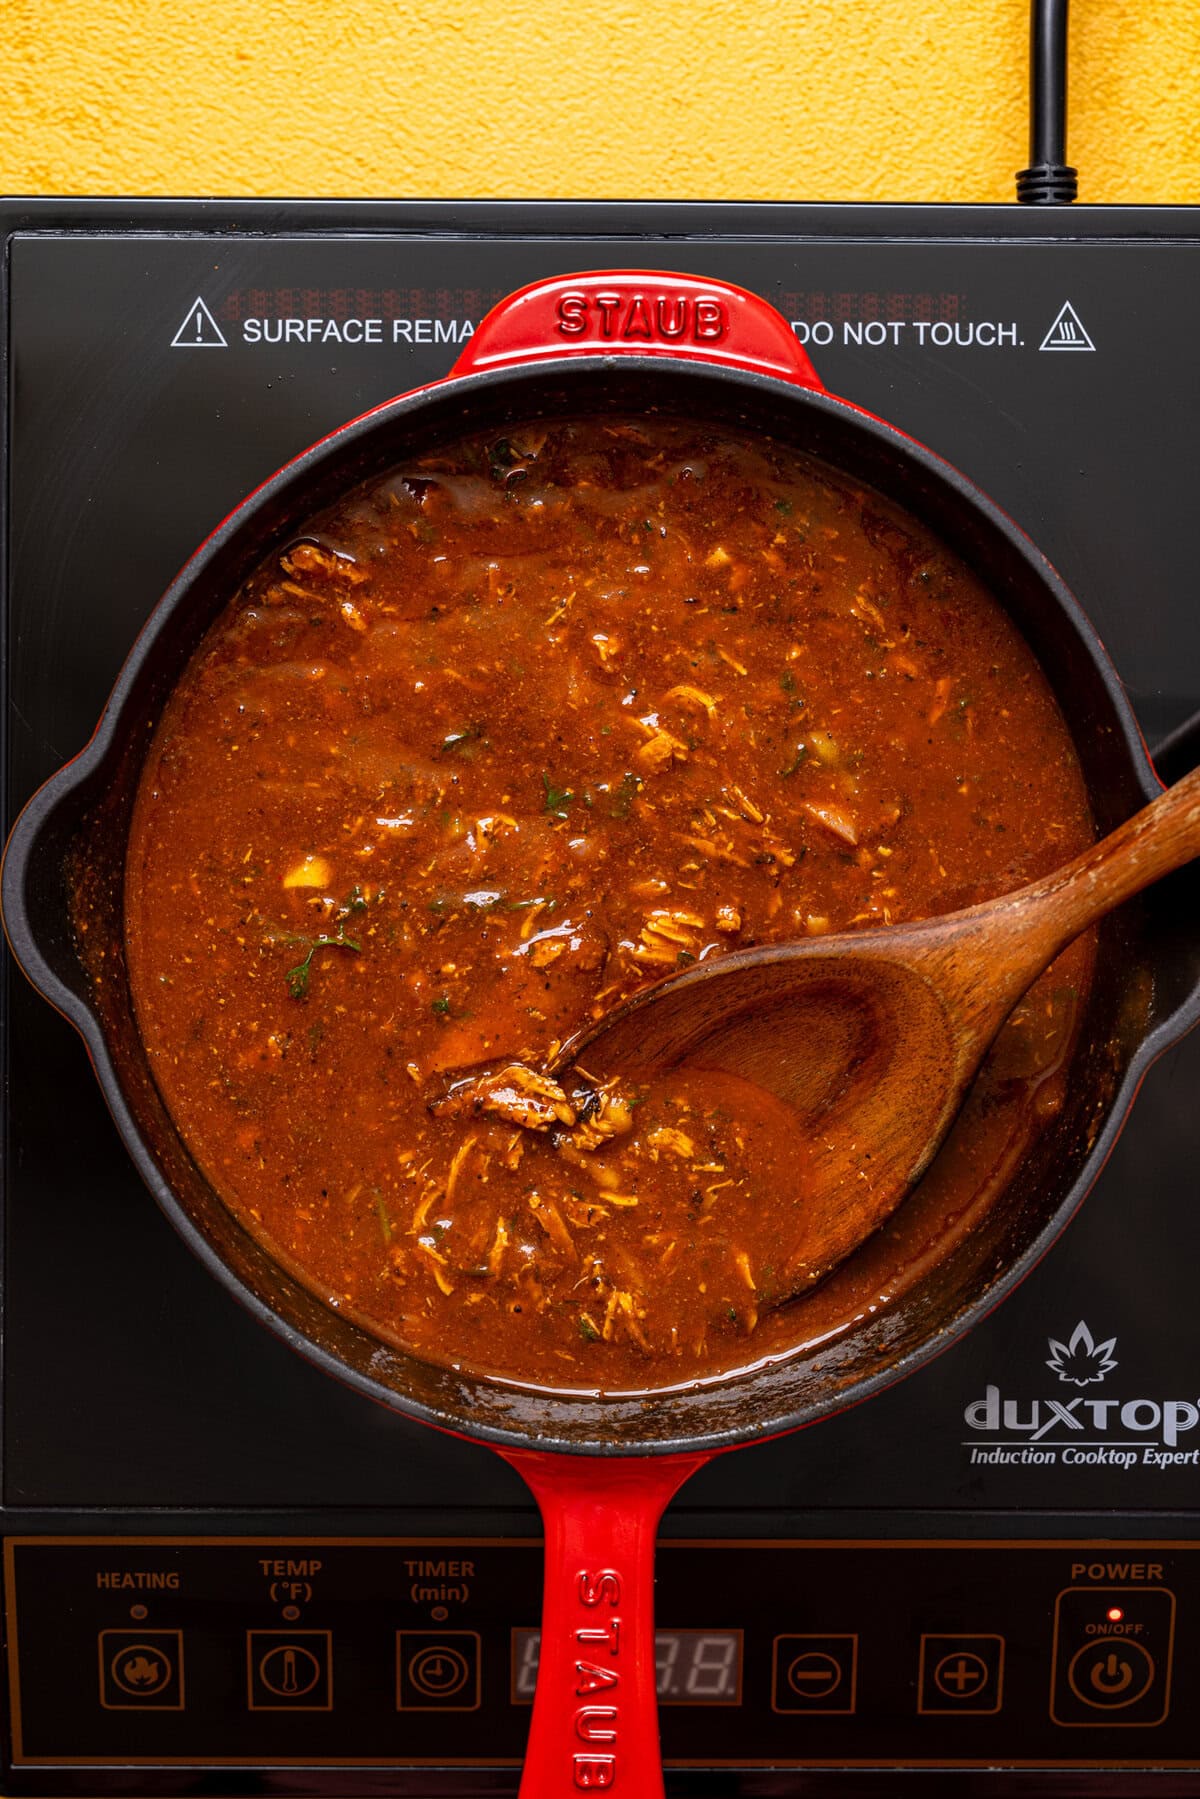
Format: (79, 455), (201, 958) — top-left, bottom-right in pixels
(3, 199), (1199, 1793)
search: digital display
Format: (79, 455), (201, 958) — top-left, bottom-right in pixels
(511, 1628), (741, 1705)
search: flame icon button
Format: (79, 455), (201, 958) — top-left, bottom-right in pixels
(99, 1631), (184, 1710)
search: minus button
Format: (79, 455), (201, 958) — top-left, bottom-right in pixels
(772, 1635), (858, 1714)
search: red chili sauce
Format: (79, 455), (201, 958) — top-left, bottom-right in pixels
(123, 417), (1094, 1391)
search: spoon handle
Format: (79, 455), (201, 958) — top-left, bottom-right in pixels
(1005, 762), (1200, 962)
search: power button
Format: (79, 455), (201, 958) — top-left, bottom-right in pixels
(1050, 1588), (1174, 1727)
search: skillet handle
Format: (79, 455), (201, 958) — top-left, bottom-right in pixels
(450, 271), (825, 390)
(502, 1447), (708, 1797)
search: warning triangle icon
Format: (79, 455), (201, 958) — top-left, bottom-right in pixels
(171, 297), (228, 349)
(1039, 302), (1095, 352)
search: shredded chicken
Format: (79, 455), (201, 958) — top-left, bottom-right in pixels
(567, 1084), (635, 1152)
(281, 541), (368, 585)
(432, 1064), (577, 1131)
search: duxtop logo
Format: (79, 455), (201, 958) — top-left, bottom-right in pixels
(1046, 1320), (1118, 1387)
(963, 1319), (1198, 1471)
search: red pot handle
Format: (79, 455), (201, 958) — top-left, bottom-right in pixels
(502, 1446), (710, 1796)
(451, 271), (825, 391)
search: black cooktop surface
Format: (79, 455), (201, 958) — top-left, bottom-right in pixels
(3, 201), (1199, 1790)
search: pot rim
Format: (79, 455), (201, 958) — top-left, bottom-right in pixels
(5, 353), (1198, 1458)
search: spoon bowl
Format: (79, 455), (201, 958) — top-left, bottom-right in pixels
(556, 764), (1200, 1297)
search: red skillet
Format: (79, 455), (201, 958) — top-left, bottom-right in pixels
(5, 272), (1199, 1795)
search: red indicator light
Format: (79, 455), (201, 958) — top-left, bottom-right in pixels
(1107, 1607), (1124, 1622)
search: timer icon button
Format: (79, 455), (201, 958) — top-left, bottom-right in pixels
(396, 1631), (481, 1711)
(410, 1646), (469, 1697)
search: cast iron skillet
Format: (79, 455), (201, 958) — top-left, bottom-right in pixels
(5, 273), (1200, 1794)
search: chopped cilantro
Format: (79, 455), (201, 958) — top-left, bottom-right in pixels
(488, 438), (518, 479)
(431, 994), (452, 1016)
(440, 723), (484, 755)
(609, 770), (642, 820)
(286, 934), (361, 1000)
(488, 439), (529, 491)
(542, 773), (574, 818)
(463, 889), (506, 912)
(779, 743), (808, 778)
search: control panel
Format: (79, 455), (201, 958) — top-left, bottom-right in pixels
(5, 1538), (1198, 1771)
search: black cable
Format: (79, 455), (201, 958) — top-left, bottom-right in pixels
(1016, 0), (1078, 203)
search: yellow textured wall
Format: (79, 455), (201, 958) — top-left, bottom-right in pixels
(5, 0), (1200, 203)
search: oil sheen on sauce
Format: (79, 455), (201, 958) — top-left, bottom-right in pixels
(122, 416), (1095, 1392)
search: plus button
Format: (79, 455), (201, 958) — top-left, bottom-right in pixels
(919, 1637), (1004, 1714)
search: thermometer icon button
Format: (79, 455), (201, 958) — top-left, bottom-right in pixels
(247, 1632), (332, 1710)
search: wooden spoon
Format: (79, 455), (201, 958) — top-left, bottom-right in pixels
(553, 765), (1200, 1298)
